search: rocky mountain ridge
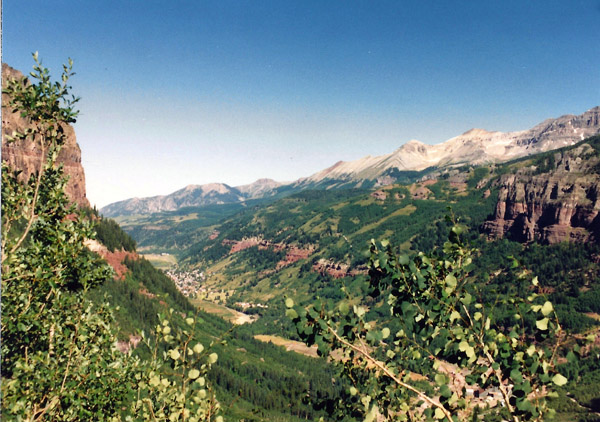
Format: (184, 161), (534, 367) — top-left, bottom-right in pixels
(297, 107), (600, 188)
(101, 178), (281, 216)
(102, 107), (600, 217)
(1, 63), (89, 207)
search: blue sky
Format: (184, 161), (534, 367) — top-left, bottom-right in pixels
(4, 1), (599, 207)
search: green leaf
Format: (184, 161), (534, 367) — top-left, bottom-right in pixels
(460, 292), (472, 306)
(285, 298), (294, 308)
(516, 399), (535, 413)
(439, 384), (452, 399)
(445, 274), (457, 288)
(435, 373), (446, 386)
(449, 310), (461, 323)
(465, 346), (475, 358)
(536, 318), (549, 331)
(552, 373), (568, 386)
(364, 404), (379, 422)
(541, 301), (553, 316)
(354, 305), (366, 318)
(510, 368), (523, 382)
(381, 327), (390, 339)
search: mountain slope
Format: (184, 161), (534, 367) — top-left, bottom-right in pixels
(113, 136), (600, 422)
(87, 215), (342, 421)
(149, 137), (600, 310)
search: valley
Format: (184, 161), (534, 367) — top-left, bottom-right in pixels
(109, 134), (600, 421)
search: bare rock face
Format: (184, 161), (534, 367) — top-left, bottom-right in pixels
(482, 140), (600, 244)
(516, 108), (600, 148)
(2, 63), (89, 207)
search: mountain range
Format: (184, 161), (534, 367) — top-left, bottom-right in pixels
(101, 178), (283, 216)
(102, 106), (600, 217)
(297, 107), (600, 187)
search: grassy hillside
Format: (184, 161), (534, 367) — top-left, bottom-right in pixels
(177, 171), (497, 307)
(114, 202), (257, 255)
(88, 214), (348, 421)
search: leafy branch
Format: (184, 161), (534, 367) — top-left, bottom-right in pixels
(288, 225), (569, 421)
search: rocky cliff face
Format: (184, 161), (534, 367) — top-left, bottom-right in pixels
(482, 138), (600, 244)
(2, 63), (89, 207)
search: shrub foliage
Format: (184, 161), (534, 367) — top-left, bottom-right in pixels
(289, 223), (570, 422)
(1, 54), (221, 421)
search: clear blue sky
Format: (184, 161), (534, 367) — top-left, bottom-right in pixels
(4, 1), (599, 207)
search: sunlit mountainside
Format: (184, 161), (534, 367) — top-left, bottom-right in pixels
(5, 0), (600, 419)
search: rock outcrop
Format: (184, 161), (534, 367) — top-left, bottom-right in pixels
(2, 63), (89, 207)
(482, 139), (600, 244)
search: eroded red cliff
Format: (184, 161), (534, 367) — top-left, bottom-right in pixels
(482, 141), (600, 244)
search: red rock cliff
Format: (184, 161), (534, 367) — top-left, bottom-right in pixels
(482, 140), (600, 244)
(2, 63), (89, 207)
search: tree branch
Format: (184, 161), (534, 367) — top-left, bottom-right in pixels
(328, 326), (454, 422)
(7, 140), (46, 258)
